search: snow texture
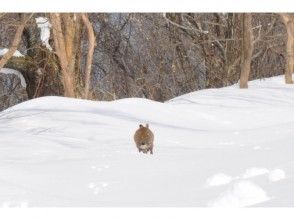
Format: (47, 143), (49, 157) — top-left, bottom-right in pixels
(35, 17), (52, 51)
(0, 74), (293, 207)
(0, 68), (26, 88)
(206, 173), (233, 186)
(0, 48), (24, 57)
(268, 169), (286, 182)
(242, 168), (269, 179)
(208, 181), (269, 207)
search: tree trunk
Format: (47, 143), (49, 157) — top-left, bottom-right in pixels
(280, 13), (294, 84)
(50, 13), (77, 98)
(81, 13), (96, 99)
(239, 13), (254, 89)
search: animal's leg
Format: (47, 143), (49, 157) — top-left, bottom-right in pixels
(150, 143), (154, 154)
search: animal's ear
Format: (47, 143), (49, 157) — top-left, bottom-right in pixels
(139, 124), (143, 128)
(146, 123), (149, 128)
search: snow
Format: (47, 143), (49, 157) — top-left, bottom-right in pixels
(206, 173), (233, 186)
(242, 167), (269, 179)
(0, 68), (27, 88)
(268, 169), (286, 182)
(0, 74), (294, 207)
(35, 17), (52, 51)
(208, 181), (270, 207)
(0, 48), (24, 57)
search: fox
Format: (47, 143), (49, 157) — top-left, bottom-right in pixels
(133, 123), (154, 154)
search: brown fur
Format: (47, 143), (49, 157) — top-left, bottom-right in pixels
(133, 123), (154, 154)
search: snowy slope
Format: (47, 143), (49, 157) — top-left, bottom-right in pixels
(1, 75), (294, 207)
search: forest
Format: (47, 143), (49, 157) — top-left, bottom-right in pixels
(0, 13), (293, 110)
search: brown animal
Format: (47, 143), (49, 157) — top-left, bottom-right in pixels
(134, 123), (154, 154)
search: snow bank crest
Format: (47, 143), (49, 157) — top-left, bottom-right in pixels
(268, 169), (286, 182)
(208, 181), (269, 207)
(242, 167), (269, 179)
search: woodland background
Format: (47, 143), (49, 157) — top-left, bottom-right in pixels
(0, 13), (293, 110)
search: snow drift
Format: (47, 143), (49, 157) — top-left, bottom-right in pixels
(0, 75), (294, 207)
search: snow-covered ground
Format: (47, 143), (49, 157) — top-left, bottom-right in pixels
(1, 75), (294, 207)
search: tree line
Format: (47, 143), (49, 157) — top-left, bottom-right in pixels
(0, 13), (293, 110)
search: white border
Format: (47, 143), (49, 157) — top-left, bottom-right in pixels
(0, 1), (293, 220)
(0, 0), (294, 12)
(1, 208), (294, 220)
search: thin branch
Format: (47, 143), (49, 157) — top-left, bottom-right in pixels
(253, 25), (262, 44)
(162, 13), (209, 34)
(0, 14), (32, 70)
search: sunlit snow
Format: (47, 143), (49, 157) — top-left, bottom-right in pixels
(0, 75), (293, 207)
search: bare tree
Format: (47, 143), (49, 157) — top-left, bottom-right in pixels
(0, 14), (31, 69)
(280, 13), (294, 84)
(0, 13), (292, 110)
(239, 13), (254, 88)
(81, 13), (96, 99)
(50, 13), (79, 97)
(49, 13), (97, 98)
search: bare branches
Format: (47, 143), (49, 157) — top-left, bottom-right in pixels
(0, 14), (32, 70)
(253, 24), (262, 44)
(0, 13), (292, 106)
(163, 13), (209, 34)
(49, 13), (97, 98)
